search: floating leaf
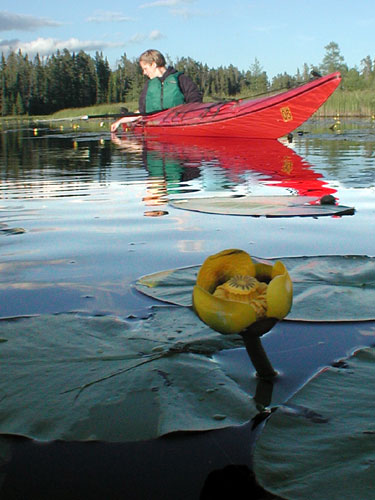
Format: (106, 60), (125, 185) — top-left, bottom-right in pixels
(253, 346), (375, 500)
(0, 308), (256, 442)
(135, 255), (375, 321)
(169, 195), (354, 217)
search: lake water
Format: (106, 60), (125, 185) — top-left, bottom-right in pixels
(1, 118), (375, 498)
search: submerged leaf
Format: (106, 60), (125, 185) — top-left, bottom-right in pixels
(253, 347), (375, 499)
(0, 309), (256, 442)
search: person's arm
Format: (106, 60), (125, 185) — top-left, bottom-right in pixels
(178, 74), (203, 103)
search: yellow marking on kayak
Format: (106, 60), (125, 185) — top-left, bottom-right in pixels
(280, 106), (293, 122)
(282, 157), (293, 175)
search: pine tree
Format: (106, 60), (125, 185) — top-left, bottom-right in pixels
(95, 52), (111, 103)
(320, 42), (348, 75)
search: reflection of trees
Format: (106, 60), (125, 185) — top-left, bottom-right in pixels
(0, 129), (114, 190)
(295, 133), (375, 188)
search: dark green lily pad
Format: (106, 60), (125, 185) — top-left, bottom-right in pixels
(135, 255), (375, 321)
(0, 308), (256, 442)
(253, 346), (375, 500)
(169, 195), (355, 217)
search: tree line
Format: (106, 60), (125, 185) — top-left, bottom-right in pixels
(1, 42), (374, 117)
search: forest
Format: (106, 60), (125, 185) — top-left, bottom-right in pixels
(1, 41), (374, 117)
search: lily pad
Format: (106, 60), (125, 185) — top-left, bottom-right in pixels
(135, 255), (375, 321)
(169, 196), (355, 217)
(253, 346), (375, 500)
(0, 308), (256, 442)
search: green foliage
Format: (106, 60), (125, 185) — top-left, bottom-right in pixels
(1, 42), (375, 117)
(95, 52), (111, 104)
(320, 41), (348, 74)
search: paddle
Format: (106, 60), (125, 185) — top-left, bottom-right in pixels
(81, 112), (140, 120)
(32, 111), (142, 125)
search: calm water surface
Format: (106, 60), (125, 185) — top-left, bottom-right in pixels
(1, 118), (375, 499)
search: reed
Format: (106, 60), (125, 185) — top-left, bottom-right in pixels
(315, 90), (375, 117)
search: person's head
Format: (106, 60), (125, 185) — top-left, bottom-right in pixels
(139, 49), (166, 79)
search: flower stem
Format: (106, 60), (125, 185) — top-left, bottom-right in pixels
(241, 334), (277, 380)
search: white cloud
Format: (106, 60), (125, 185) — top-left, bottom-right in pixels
(86, 10), (135, 23)
(0, 38), (18, 48)
(139, 0), (194, 9)
(129, 33), (147, 43)
(139, 0), (199, 18)
(0, 37), (124, 56)
(149, 30), (164, 40)
(170, 7), (195, 18)
(0, 11), (61, 32)
(140, 0), (184, 7)
(128, 30), (165, 44)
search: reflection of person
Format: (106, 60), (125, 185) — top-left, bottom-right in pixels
(138, 49), (203, 114)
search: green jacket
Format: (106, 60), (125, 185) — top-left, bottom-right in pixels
(145, 72), (185, 113)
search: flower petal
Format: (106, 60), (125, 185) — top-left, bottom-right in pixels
(254, 262), (274, 282)
(193, 285), (257, 335)
(196, 249), (255, 293)
(266, 261), (293, 319)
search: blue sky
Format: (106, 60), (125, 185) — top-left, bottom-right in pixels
(1, 1), (374, 78)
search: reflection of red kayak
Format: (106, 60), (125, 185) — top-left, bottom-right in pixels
(115, 72), (341, 139)
(112, 134), (336, 202)
(143, 136), (337, 201)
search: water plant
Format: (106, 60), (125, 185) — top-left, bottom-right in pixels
(192, 249), (293, 378)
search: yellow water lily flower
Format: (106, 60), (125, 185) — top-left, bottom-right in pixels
(192, 249), (293, 335)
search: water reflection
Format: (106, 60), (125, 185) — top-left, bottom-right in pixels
(1, 127), (337, 207)
(1, 122), (375, 499)
(111, 133), (337, 204)
(294, 118), (375, 189)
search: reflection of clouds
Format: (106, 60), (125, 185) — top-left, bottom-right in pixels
(167, 213), (202, 232)
(0, 259), (68, 274)
(0, 282), (116, 292)
(359, 326), (375, 337)
(177, 240), (204, 253)
(0, 282), (51, 290)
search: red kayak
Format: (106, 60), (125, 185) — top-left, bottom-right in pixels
(112, 72), (341, 139)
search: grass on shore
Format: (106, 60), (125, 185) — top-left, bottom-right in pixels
(49, 102), (138, 120)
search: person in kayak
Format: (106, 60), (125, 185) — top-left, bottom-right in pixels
(138, 49), (202, 113)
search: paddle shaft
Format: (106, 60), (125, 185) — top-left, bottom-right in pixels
(81, 112), (141, 120)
